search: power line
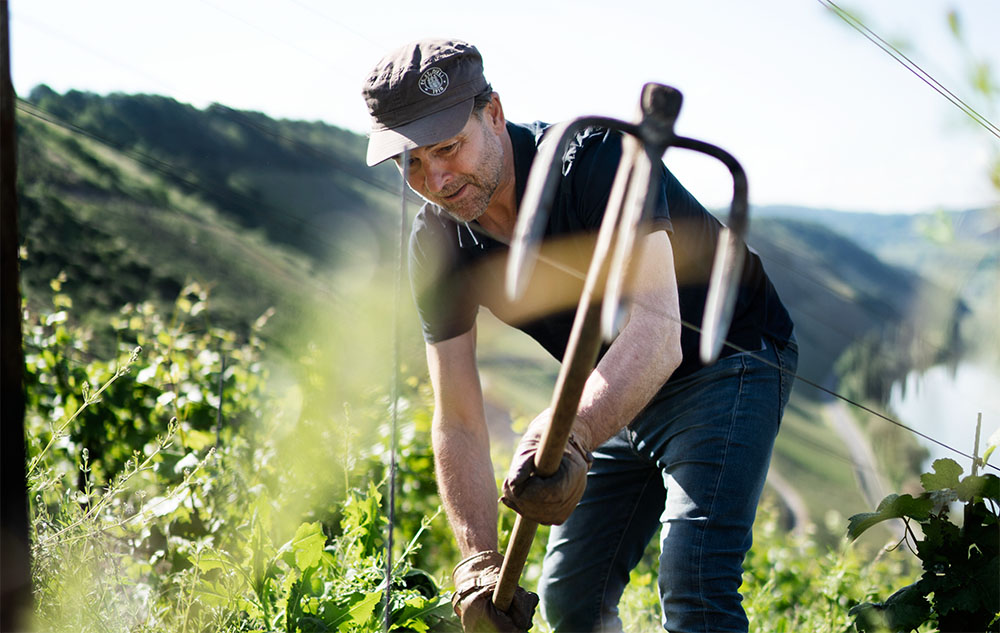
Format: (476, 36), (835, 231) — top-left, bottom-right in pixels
(749, 239), (959, 364)
(13, 9), (408, 204)
(11, 4), (408, 206)
(208, 102), (419, 204)
(12, 12), (182, 97)
(284, 0), (388, 52)
(21, 92), (995, 476)
(748, 209), (998, 371)
(818, 0), (1000, 140)
(15, 99), (346, 305)
(463, 220), (999, 474)
(17, 99), (338, 249)
(12, 12), (410, 201)
(31, 86), (964, 382)
(14, 7), (995, 478)
(12, 0), (982, 368)
(688, 317), (998, 473)
(195, 0), (347, 75)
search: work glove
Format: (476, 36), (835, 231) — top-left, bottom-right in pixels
(500, 410), (593, 525)
(452, 550), (538, 632)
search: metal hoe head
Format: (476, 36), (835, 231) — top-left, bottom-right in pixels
(505, 83), (750, 364)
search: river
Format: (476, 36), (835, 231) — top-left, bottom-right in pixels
(888, 362), (1000, 470)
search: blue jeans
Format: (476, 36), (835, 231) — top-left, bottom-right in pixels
(539, 337), (798, 632)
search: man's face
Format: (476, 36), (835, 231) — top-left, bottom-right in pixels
(396, 105), (504, 223)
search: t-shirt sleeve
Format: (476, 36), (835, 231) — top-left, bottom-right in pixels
(408, 207), (478, 343)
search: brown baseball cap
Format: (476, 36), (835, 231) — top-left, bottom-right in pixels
(362, 39), (489, 166)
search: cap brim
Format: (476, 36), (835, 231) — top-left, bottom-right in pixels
(366, 98), (475, 166)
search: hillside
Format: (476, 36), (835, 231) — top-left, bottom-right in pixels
(23, 85), (405, 261)
(14, 87), (971, 538)
(16, 87), (413, 354)
(755, 203), (999, 364)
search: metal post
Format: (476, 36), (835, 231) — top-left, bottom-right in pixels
(1, 1), (33, 628)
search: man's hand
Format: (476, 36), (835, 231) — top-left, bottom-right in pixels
(500, 410), (593, 525)
(452, 551), (538, 632)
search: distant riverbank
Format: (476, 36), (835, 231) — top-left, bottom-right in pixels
(889, 362), (1000, 469)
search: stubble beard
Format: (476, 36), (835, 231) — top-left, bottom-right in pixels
(434, 124), (504, 224)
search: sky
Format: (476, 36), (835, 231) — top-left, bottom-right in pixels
(8, 0), (1000, 213)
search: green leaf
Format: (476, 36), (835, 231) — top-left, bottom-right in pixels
(192, 550), (231, 574)
(283, 568), (307, 632)
(192, 582), (232, 607)
(402, 568), (439, 600)
(847, 494), (933, 540)
(921, 458), (963, 492)
(955, 473), (1000, 503)
(882, 583), (932, 629)
(972, 61), (995, 98)
(971, 554), (1000, 609)
(917, 516), (961, 563)
(329, 591), (383, 631)
(285, 521), (327, 571)
(340, 482), (387, 559)
(983, 444), (996, 465)
(182, 428), (215, 451)
(297, 616), (329, 632)
(391, 595), (454, 632)
(983, 425), (999, 464)
(848, 602), (881, 633)
(934, 578), (981, 616)
(946, 9), (962, 39)
(849, 583), (931, 632)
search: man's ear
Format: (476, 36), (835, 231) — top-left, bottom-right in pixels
(487, 93), (506, 132)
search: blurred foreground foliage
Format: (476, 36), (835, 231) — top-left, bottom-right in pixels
(25, 288), (932, 632)
(25, 286), (457, 632)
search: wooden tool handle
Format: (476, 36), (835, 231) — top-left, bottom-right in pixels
(493, 122), (641, 612)
(492, 306), (602, 610)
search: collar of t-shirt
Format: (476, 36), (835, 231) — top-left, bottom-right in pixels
(454, 121), (547, 251)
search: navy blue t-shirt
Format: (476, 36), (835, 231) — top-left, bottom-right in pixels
(408, 121), (794, 381)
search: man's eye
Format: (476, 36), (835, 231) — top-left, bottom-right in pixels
(439, 143), (457, 154)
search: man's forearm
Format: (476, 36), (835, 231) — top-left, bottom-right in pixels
(573, 304), (682, 451)
(432, 413), (500, 556)
(572, 231), (683, 451)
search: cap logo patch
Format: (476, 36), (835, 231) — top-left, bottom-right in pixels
(418, 67), (449, 96)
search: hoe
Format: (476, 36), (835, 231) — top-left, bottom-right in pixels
(493, 82), (751, 610)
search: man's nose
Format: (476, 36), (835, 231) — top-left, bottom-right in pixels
(424, 159), (453, 194)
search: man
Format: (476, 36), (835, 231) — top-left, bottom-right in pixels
(362, 39), (797, 633)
